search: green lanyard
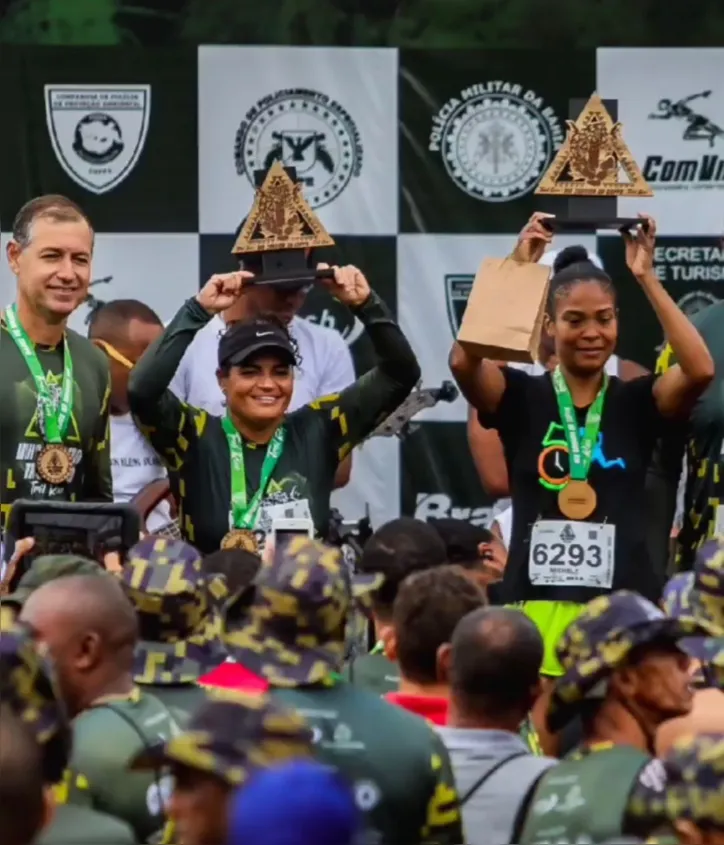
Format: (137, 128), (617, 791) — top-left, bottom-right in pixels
(551, 366), (607, 481)
(221, 416), (285, 529)
(4, 304), (74, 443)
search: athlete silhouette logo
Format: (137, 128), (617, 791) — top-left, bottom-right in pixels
(538, 422), (626, 491)
(649, 91), (724, 149)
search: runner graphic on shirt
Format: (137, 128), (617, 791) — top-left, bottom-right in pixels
(649, 91), (724, 148)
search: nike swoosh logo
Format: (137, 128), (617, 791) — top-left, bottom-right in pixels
(256, 331), (274, 337)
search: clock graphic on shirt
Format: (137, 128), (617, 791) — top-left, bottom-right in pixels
(537, 422), (626, 491)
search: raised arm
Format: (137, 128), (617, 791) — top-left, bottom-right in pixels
(128, 272), (251, 469)
(309, 264), (420, 460)
(467, 401), (510, 498)
(622, 217), (715, 417)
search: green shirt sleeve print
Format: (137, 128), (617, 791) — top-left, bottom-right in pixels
(422, 736), (463, 845)
(128, 298), (212, 472)
(307, 292), (421, 464)
(83, 369), (113, 501)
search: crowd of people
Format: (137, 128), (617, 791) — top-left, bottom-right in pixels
(1, 177), (723, 845)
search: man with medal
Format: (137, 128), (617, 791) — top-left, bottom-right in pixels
(1, 195), (112, 529)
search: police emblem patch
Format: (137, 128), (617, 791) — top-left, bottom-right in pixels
(429, 81), (564, 203)
(444, 274), (474, 335)
(44, 85), (151, 195)
(235, 88), (363, 209)
(676, 290), (719, 318)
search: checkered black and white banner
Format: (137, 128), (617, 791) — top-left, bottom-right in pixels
(2, 46), (723, 528)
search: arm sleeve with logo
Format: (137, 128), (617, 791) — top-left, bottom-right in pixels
(422, 737), (464, 845)
(307, 292), (420, 464)
(83, 361), (113, 501)
(128, 299), (211, 472)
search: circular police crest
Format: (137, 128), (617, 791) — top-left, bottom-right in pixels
(235, 88), (363, 209)
(429, 83), (563, 203)
(676, 290), (719, 318)
(73, 113), (124, 165)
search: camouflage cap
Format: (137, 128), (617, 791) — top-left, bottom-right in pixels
(121, 536), (228, 685)
(680, 539), (724, 664)
(0, 621), (70, 783)
(627, 733), (724, 830)
(661, 571), (695, 619)
(547, 591), (710, 732)
(130, 688), (313, 786)
(3, 554), (107, 607)
(224, 536), (383, 688)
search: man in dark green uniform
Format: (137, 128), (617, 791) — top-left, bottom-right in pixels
(1, 195), (112, 532)
(18, 570), (183, 842)
(627, 732), (724, 843)
(346, 517), (449, 694)
(225, 536), (464, 845)
(0, 618), (136, 845)
(120, 535), (228, 721)
(130, 689), (314, 845)
(657, 300), (724, 571)
(516, 591), (710, 845)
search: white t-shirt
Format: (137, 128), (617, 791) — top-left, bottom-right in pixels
(110, 413), (171, 533)
(170, 314), (356, 416)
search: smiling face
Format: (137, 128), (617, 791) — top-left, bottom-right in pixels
(218, 352), (294, 426)
(546, 279), (618, 376)
(7, 215), (93, 322)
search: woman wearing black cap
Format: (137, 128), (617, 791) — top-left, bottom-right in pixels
(449, 212), (714, 679)
(128, 266), (420, 554)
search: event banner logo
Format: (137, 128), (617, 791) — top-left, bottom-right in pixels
(44, 85), (151, 194)
(429, 80), (564, 203)
(235, 88), (363, 209)
(444, 273), (474, 336)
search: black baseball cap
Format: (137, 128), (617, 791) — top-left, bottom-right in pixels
(218, 320), (296, 368)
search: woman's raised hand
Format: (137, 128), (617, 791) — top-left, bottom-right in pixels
(196, 271), (255, 314)
(511, 212), (555, 264)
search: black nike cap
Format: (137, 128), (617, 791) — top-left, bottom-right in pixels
(218, 320), (296, 369)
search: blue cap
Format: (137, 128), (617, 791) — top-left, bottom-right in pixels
(227, 759), (361, 845)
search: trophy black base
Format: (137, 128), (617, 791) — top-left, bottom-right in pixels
(551, 217), (644, 233)
(246, 250), (335, 288)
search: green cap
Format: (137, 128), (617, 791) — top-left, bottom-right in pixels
(4, 554), (108, 607)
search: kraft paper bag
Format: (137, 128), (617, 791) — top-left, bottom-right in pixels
(457, 257), (551, 363)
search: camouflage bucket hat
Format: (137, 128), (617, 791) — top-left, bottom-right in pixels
(680, 539), (724, 663)
(224, 536), (383, 688)
(662, 571), (695, 619)
(130, 688), (313, 786)
(0, 620), (71, 783)
(547, 591), (711, 732)
(3, 554), (108, 607)
(121, 536), (228, 685)
(627, 733), (724, 830)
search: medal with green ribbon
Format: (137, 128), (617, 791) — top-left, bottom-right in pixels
(221, 416), (285, 546)
(551, 366), (608, 520)
(4, 304), (75, 485)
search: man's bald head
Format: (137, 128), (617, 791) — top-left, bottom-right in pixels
(87, 298), (162, 346)
(450, 607), (543, 720)
(20, 574), (139, 698)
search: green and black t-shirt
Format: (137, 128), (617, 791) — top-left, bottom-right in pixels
(657, 302), (724, 569)
(274, 683), (463, 845)
(128, 295), (419, 553)
(0, 321), (112, 528)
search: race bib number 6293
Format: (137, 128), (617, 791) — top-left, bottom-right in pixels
(529, 520), (615, 589)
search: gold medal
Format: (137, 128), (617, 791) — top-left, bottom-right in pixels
(558, 480), (597, 521)
(36, 444), (74, 485)
(220, 529), (259, 553)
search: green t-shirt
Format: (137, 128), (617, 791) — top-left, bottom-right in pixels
(344, 653), (400, 695)
(274, 683), (463, 845)
(37, 804), (136, 845)
(657, 301), (724, 569)
(0, 321), (112, 529)
(139, 681), (208, 726)
(67, 689), (181, 842)
(128, 295), (419, 553)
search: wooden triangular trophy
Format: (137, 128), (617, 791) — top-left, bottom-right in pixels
(232, 161), (335, 286)
(535, 93), (654, 231)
